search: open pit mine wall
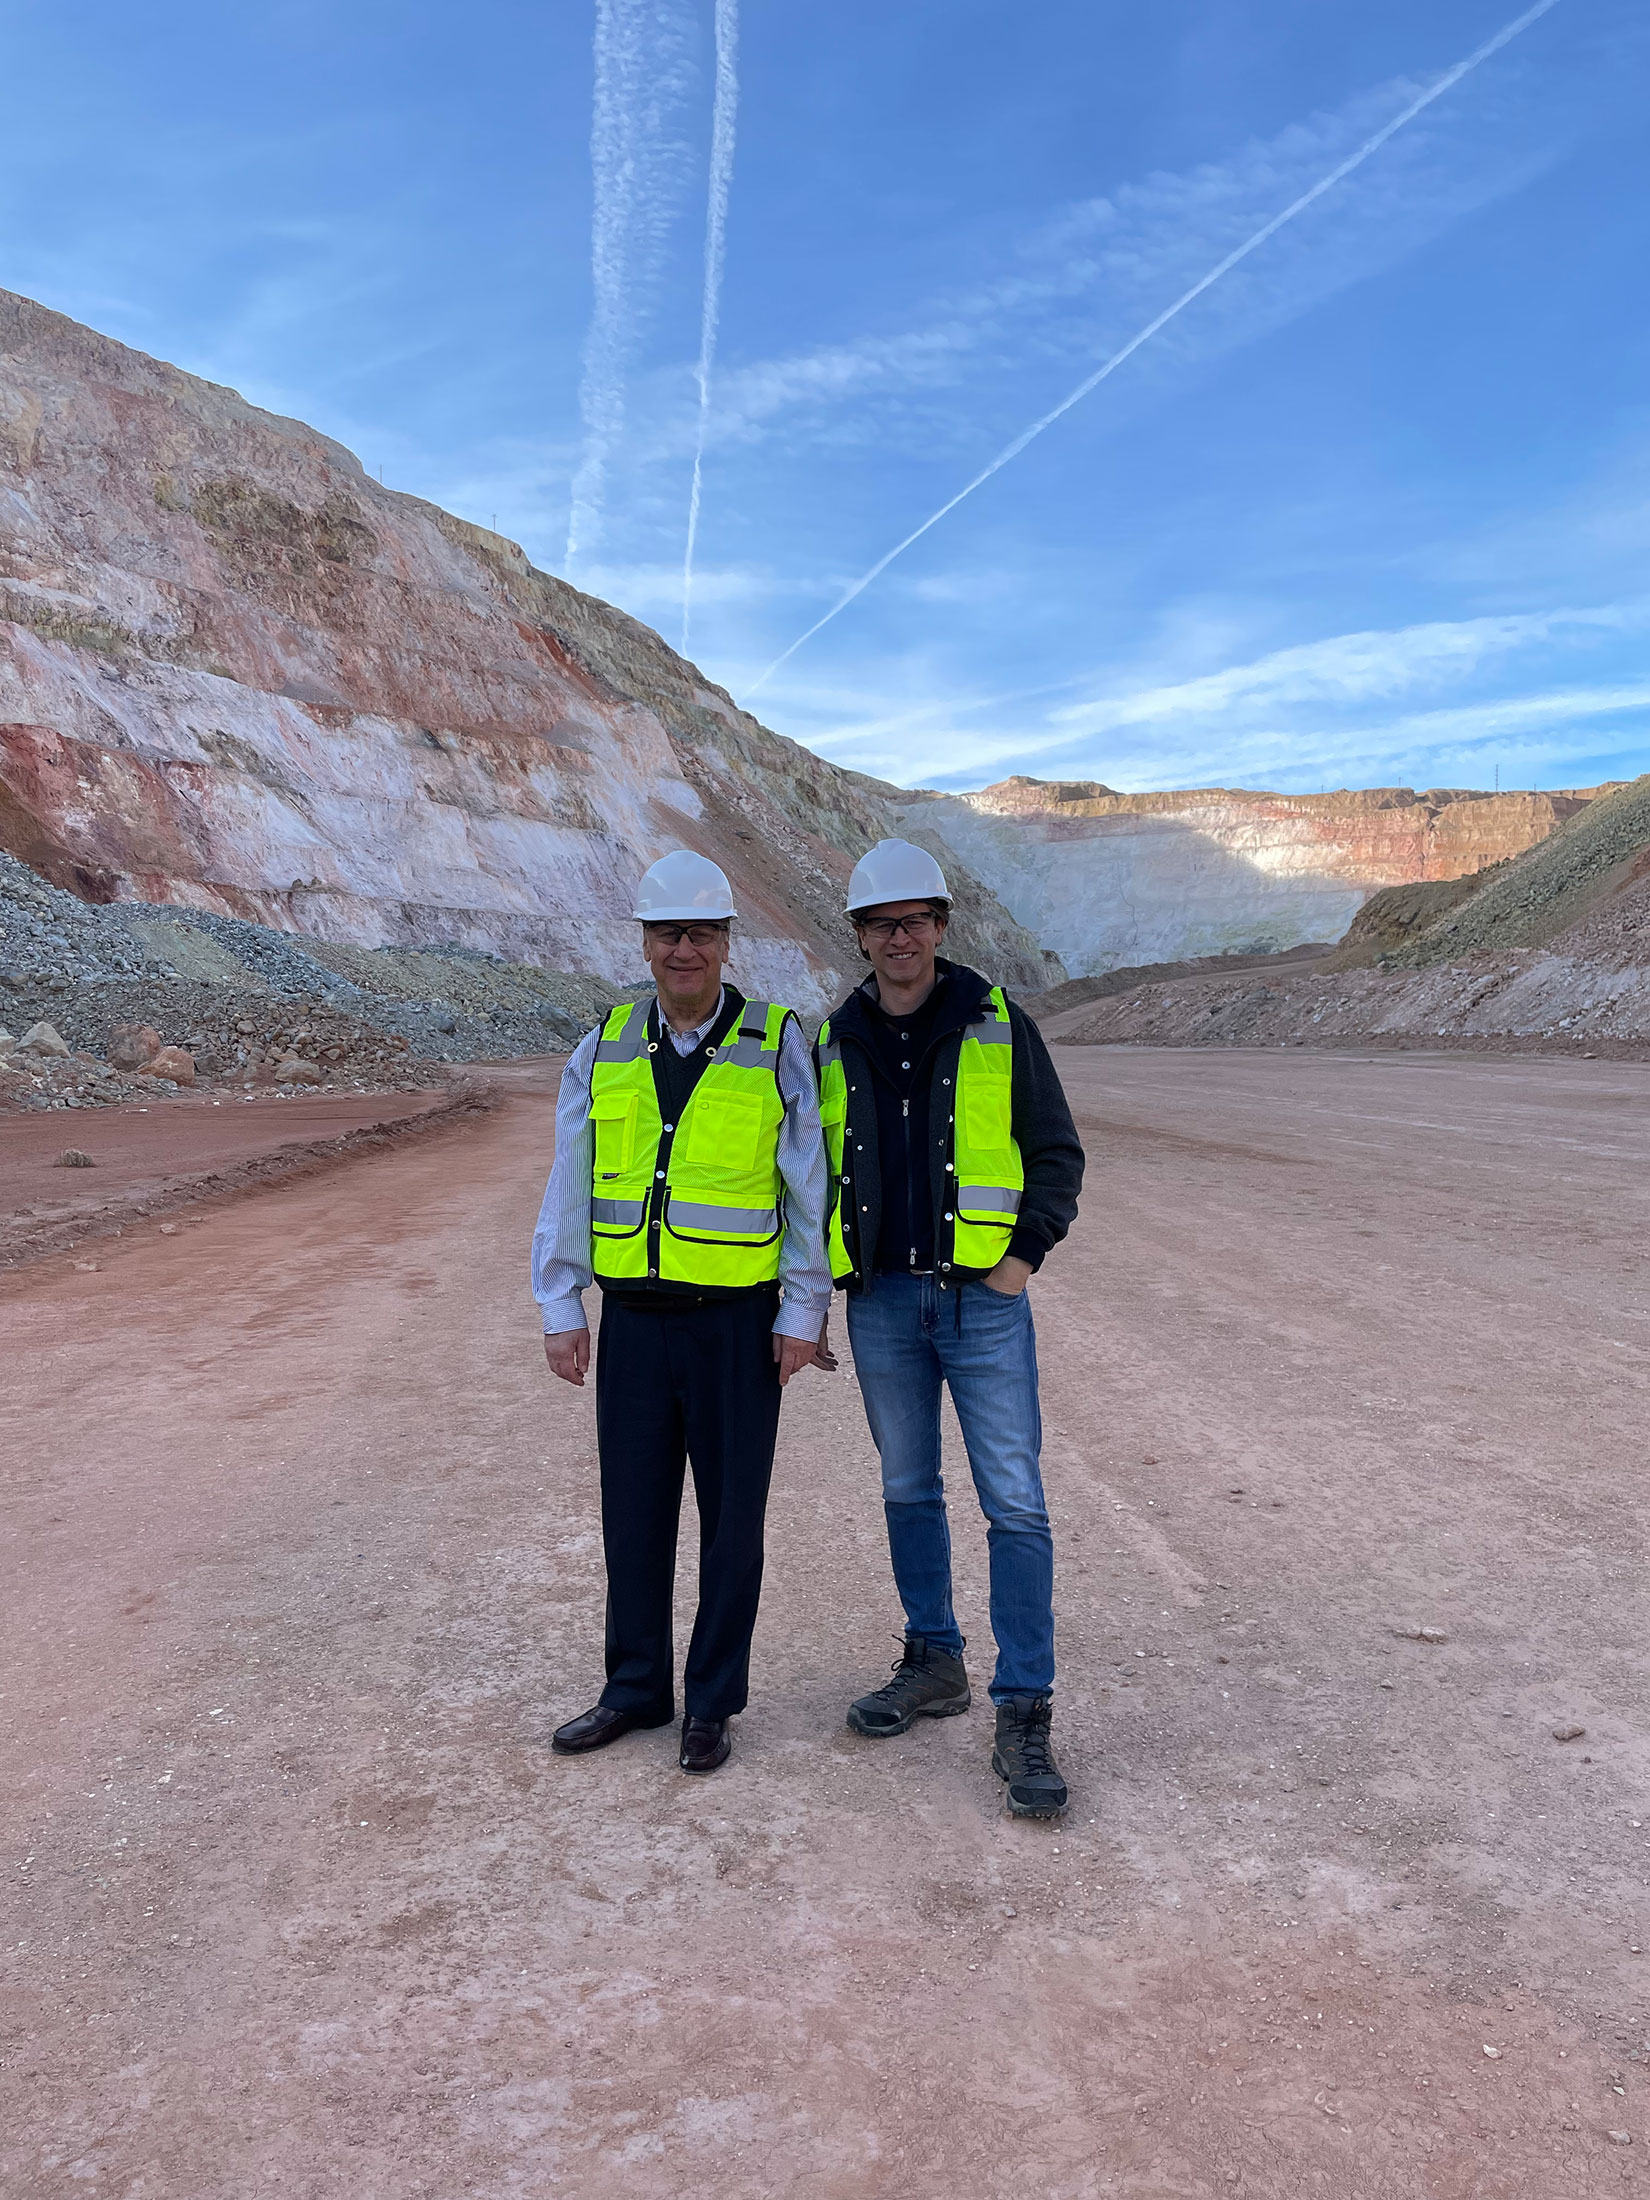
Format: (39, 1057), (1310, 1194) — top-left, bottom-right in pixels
(0, 289), (1052, 1019)
(890, 778), (1591, 979)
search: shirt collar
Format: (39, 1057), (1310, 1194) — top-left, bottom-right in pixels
(657, 985), (726, 1056)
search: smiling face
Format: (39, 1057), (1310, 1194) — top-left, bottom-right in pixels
(853, 899), (947, 997)
(641, 919), (730, 1026)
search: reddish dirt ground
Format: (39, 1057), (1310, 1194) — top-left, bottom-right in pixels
(3, 1047), (1649, 2198)
(0, 1089), (461, 1269)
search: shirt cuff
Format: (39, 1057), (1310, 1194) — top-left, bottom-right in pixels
(773, 1297), (827, 1342)
(542, 1291), (591, 1335)
(1007, 1229), (1047, 1272)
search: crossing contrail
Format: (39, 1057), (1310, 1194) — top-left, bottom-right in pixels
(566, 0), (693, 573)
(681, 0), (739, 654)
(748, 0), (1563, 693)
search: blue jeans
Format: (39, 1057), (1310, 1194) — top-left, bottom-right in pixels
(846, 1273), (1054, 1702)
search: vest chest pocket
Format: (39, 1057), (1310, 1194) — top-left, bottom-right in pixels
(590, 1088), (640, 1177)
(677, 1086), (767, 1179)
(959, 1058), (1013, 1163)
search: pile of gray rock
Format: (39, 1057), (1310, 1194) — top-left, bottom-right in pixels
(0, 1019), (175, 1109)
(0, 851), (624, 1084)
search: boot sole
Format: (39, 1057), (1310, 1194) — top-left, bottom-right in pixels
(992, 1749), (1069, 1818)
(846, 1690), (972, 1739)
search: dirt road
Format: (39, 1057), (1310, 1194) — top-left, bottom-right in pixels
(0, 1089), (457, 1269)
(4, 1048), (1649, 2197)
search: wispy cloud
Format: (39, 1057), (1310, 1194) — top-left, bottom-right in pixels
(784, 601), (1650, 792)
(1042, 604), (1646, 737)
(677, 24), (1569, 486)
(748, 0), (1566, 690)
(680, 0), (738, 653)
(564, 0), (697, 573)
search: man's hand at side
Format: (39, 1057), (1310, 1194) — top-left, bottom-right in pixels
(773, 1331), (823, 1386)
(544, 1329), (592, 1386)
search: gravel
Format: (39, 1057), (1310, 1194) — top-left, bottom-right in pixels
(0, 851), (622, 1072)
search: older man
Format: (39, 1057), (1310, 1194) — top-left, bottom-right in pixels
(816, 839), (1085, 1817)
(533, 850), (830, 1774)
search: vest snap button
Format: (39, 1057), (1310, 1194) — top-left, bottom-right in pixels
(655, 1170), (665, 1178)
(943, 1211), (953, 1221)
(940, 1262), (951, 1272)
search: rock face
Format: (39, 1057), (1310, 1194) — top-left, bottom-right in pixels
(894, 778), (1596, 978)
(1051, 777), (1650, 1056)
(0, 289), (1052, 1015)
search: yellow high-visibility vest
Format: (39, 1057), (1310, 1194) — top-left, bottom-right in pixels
(817, 985), (1023, 1282)
(588, 996), (793, 1287)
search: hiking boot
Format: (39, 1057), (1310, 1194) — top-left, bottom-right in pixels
(992, 1695), (1068, 1818)
(847, 1635), (971, 1737)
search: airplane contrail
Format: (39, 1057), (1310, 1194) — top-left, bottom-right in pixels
(681, 0), (739, 654)
(748, 0), (1563, 693)
(566, 0), (693, 573)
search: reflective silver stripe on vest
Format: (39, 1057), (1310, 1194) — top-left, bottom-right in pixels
(816, 1033), (841, 1071)
(666, 1198), (779, 1235)
(595, 1005), (652, 1064)
(591, 1196), (646, 1226)
(957, 1184), (1021, 1214)
(968, 1015), (1012, 1046)
(713, 1000), (782, 1070)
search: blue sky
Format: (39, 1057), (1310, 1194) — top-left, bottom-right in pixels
(4, 0), (1649, 796)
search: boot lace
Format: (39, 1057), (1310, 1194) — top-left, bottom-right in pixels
(1007, 1699), (1056, 1779)
(866, 1638), (930, 1709)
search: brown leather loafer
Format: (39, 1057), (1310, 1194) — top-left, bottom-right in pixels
(679, 1715), (731, 1774)
(551, 1702), (673, 1754)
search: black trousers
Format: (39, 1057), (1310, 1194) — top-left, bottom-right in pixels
(594, 1291), (784, 1721)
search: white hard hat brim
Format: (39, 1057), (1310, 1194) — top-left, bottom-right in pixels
(636, 905), (735, 923)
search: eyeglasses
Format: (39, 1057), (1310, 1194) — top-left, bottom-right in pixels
(856, 911), (940, 943)
(643, 923), (728, 948)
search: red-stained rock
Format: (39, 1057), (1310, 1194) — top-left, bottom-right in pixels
(139, 1046), (195, 1085)
(108, 1023), (162, 1070)
(0, 289), (1051, 1011)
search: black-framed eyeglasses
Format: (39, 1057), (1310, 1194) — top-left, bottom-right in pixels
(857, 911), (939, 943)
(643, 922), (729, 948)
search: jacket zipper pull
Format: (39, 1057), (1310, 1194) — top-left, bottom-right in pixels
(902, 1097), (910, 1118)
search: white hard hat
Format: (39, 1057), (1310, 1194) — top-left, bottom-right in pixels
(845, 838), (950, 917)
(633, 848), (737, 922)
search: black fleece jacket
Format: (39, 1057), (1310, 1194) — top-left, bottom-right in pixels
(820, 957), (1085, 1295)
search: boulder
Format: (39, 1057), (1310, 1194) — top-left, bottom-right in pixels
(20, 1020), (70, 1056)
(54, 1148), (95, 1167)
(141, 1045), (196, 1086)
(108, 1022), (162, 1070)
(273, 1056), (323, 1085)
